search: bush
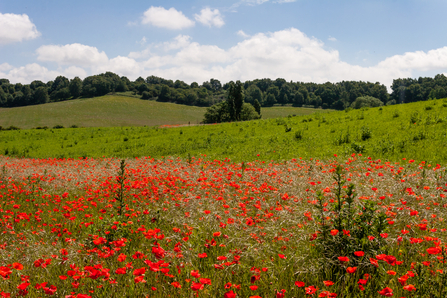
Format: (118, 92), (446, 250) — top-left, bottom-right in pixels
(350, 96), (383, 109)
(361, 126), (372, 141)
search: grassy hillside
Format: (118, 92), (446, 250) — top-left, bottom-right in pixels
(0, 94), (324, 129)
(1, 98), (447, 163)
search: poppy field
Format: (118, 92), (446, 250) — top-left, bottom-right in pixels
(0, 154), (446, 297)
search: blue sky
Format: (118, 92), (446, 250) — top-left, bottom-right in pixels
(1, 0), (447, 89)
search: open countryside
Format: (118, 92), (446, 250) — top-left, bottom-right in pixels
(2, 1), (447, 297)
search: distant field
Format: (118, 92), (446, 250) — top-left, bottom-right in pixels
(1, 98), (447, 163)
(0, 94), (325, 129)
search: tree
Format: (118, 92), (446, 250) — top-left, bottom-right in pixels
(210, 78), (222, 92)
(240, 103), (261, 121)
(293, 92), (304, 107)
(429, 86), (446, 99)
(245, 85), (263, 105)
(227, 81), (244, 121)
(265, 93), (277, 106)
(0, 87), (7, 106)
(69, 77), (83, 98)
(158, 85), (171, 102)
(51, 76), (69, 93)
(253, 98), (261, 116)
(203, 101), (259, 124)
(203, 101), (232, 123)
(33, 86), (49, 104)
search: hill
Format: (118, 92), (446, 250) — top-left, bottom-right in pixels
(1, 97), (446, 163)
(0, 94), (323, 129)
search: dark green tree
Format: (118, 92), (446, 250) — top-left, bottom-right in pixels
(227, 81), (244, 121)
(253, 98), (261, 116)
(69, 77), (83, 98)
(158, 85), (171, 102)
(32, 86), (49, 104)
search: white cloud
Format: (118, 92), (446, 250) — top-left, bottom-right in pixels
(378, 47), (447, 72)
(162, 35), (192, 51)
(0, 63), (14, 72)
(2, 63), (61, 84)
(328, 36), (337, 42)
(195, 8), (224, 28)
(63, 66), (88, 79)
(237, 30), (250, 38)
(0, 13), (41, 45)
(128, 35), (192, 60)
(36, 43), (109, 67)
(128, 28), (447, 89)
(94, 56), (143, 78)
(4, 28), (447, 90)
(141, 7), (194, 30)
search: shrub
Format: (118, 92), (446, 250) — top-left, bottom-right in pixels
(361, 126), (372, 141)
(350, 96), (383, 109)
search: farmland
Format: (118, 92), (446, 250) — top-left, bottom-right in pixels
(1, 97), (447, 163)
(0, 94), (324, 129)
(0, 98), (447, 297)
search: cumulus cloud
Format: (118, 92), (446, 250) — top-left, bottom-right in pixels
(1, 63), (62, 84)
(4, 28), (447, 89)
(142, 7), (194, 30)
(378, 47), (447, 72)
(0, 13), (40, 45)
(328, 36), (337, 42)
(195, 8), (224, 28)
(36, 43), (109, 67)
(94, 56), (143, 78)
(127, 28), (447, 88)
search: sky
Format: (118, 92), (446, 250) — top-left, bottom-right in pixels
(1, 0), (447, 89)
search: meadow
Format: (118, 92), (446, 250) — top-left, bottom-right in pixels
(0, 155), (446, 297)
(1, 97), (447, 163)
(1, 98), (447, 297)
(0, 94), (322, 129)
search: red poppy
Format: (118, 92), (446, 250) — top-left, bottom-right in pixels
(191, 282), (204, 291)
(338, 256), (349, 263)
(354, 251), (364, 257)
(295, 281), (305, 287)
(403, 284), (416, 291)
(378, 287), (393, 296)
(132, 267), (146, 276)
(224, 291), (236, 298)
(12, 263), (23, 270)
(346, 267), (357, 274)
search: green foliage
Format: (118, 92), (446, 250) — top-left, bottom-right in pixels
(361, 126), (372, 141)
(351, 96), (383, 109)
(314, 166), (387, 276)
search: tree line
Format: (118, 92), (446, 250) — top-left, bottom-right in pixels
(1, 72), (447, 110)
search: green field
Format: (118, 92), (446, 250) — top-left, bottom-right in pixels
(0, 94), (324, 129)
(1, 97), (447, 163)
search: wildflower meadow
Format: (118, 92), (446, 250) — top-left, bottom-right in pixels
(0, 154), (446, 297)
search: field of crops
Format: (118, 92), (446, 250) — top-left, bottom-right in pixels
(0, 155), (446, 297)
